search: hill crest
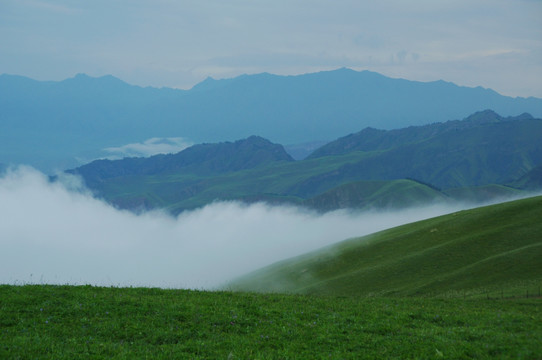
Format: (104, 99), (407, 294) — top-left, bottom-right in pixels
(308, 110), (537, 159)
(70, 136), (293, 187)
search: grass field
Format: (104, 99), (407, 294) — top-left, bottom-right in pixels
(1, 285), (541, 359)
(2, 196), (541, 358)
(230, 195), (542, 298)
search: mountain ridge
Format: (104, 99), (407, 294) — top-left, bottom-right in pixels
(308, 110), (534, 159)
(2, 68), (542, 172)
(67, 110), (542, 213)
(69, 136), (293, 188)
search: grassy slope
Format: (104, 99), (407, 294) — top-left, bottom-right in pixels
(229, 196), (542, 297)
(1, 285), (541, 359)
(302, 179), (449, 211)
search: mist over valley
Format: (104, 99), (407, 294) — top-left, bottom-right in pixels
(0, 166), (480, 289)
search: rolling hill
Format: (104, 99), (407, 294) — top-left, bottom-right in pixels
(2, 68), (542, 172)
(69, 110), (542, 213)
(228, 195), (542, 297)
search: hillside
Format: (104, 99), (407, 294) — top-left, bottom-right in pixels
(69, 136), (293, 188)
(301, 179), (448, 211)
(511, 165), (542, 190)
(299, 110), (542, 190)
(68, 110), (542, 213)
(229, 195), (542, 297)
(308, 110), (534, 158)
(443, 184), (524, 203)
(2, 69), (542, 172)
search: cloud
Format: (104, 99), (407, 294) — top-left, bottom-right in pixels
(0, 166), (473, 289)
(103, 137), (192, 159)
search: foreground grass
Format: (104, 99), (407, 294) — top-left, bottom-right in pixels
(1, 285), (540, 359)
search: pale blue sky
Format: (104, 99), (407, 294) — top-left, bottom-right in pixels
(1, 0), (541, 97)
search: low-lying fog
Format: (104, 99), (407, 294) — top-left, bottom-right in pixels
(0, 166), (520, 289)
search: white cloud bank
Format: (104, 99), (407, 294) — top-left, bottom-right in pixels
(1, 167), (471, 289)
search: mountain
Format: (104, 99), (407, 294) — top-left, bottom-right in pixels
(511, 165), (542, 191)
(443, 184), (524, 204)
(228, 195), (542, 297)
(2, 69), (542, 172)
(300, 110), (542, 190)
(67, 111), (542, 213)
(69, 136), (293, 188)
(302, 179), (448, 211)
(308, 110), (534, 158)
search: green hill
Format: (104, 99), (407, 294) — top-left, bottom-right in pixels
(302, 179), (448, 211)
(68, 110), (541, 213)
(228, 195), (542, 297)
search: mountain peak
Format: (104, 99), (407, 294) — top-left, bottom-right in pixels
(70, 136), (293, 186)
(308, 110), (541, 160)
(237, 135), (272, 145)
(509, 112), (534, 121)
(463, 110), (503, 124)
(68, 73), (126, 84)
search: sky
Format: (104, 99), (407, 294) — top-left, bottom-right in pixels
(1, 0), (541, 98)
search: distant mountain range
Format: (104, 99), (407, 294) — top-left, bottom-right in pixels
(69, 110), (542, 213)
(2, 68), (542, 172)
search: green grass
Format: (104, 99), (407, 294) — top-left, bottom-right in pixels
(1, 285), (541, 359)
(229, 196), (542, 297)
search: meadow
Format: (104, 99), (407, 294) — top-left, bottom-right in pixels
(2, 197), (541, 358)
(1, 284), (541, 359)
(230, 196), (542, 298)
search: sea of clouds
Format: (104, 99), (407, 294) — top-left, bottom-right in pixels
(0, 166), (489, 289)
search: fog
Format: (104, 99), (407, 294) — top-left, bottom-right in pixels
(0, 166), (482, 289)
